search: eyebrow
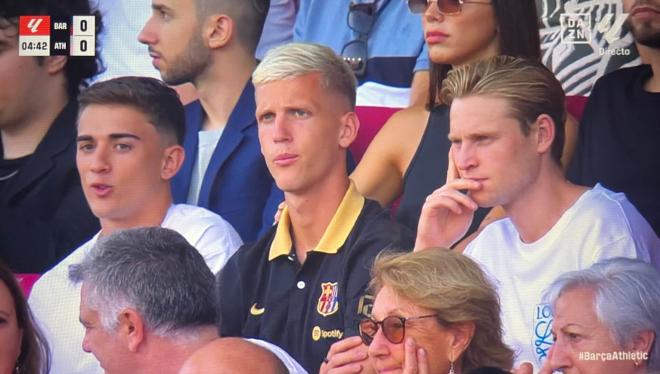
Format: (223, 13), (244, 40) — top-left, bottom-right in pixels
(562, 323), (583, 329)
(76, 133), (141, 142)
(372, 308), (408, 320)
(152, 3), (171, 12)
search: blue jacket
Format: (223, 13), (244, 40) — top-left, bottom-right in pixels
(171, 82), (283, 243)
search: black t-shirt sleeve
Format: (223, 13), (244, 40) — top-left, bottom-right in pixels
(217, 246), (249, 337)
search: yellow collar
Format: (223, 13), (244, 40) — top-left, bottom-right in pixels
(268, 181), (365, 261)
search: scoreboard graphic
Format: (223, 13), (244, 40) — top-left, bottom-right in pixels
(18, 15), (95, 57)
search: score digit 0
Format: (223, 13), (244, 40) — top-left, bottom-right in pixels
(70, 15), (95, 56)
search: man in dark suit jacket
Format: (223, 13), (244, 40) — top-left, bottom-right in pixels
(138, 0), (281, 243)
(0, 0), (101, 273)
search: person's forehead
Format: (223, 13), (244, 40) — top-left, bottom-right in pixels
(554, 287), (598, 324)
(373, 286), (424, 317)
(78, 104), (153, 130)
(449, 96), (518, 130)
(154, 0), (196, 12)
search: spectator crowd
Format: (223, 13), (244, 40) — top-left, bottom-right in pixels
(1, 0), (658, 373)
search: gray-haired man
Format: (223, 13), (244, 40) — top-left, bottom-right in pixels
(70, 227), (306, 374)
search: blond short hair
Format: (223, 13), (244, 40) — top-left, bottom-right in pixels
(370, 249), (514, 372)
(252, 42), (357, 109)
(440, 55), (566, 164)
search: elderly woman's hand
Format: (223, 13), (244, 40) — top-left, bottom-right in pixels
(402, 337), (429, 374)
(320, 336), (375, 374)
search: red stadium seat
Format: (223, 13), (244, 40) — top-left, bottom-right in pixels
(351, 106), (402, 164)
(14, 273), (41, 297)
(352, 106), (403, 215)
(566, 95), (588, 121)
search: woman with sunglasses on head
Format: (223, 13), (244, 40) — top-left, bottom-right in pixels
(351, 0), (577, 248)
(0, 263), (49, 374)
(356, 249), (513, 373)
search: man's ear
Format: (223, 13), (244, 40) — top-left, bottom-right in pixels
(447, 321), (476, 363)
(44, 55), (68, 75)
(117, 308), (145, 352)
(338, 111), (360, 149)
(629, 330), (655, 364)
(533, 114), (555, 155)
(203, 14), (233, 49)
(161, 145), (185, 180)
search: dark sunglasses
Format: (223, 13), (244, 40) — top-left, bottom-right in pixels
(359, 314), (440, 345)
(341, 1), (376, 77)
(407, 0), (491, 15)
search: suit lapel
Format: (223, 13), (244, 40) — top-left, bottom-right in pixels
(197, 81), (256, 207)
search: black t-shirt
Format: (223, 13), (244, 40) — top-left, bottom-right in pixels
(568, 65), (660, 236)
(0, 155), (30, 196)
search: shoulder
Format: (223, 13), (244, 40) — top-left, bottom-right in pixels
(573, 185), (633, 217)
(591, 65), (649, 93)
(167, 204), (232, 228)
(562, 186), (658, 250)
(369, 106), (429, 167)
(574, 185), (653, 228)
(29, 236), (96, 302)
(223, 227), (277, 271)
(379, 106), (430, 139)
(349, 199), (416, 251)
(165, 204), (240, 241)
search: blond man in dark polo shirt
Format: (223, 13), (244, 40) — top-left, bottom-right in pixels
(217, 43), (414, 373)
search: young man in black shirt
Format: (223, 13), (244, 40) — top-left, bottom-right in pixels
(0, 0), (101, 272)
(568, 0), (660, 266)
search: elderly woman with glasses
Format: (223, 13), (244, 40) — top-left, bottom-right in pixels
(355, 249), (513, 373)
(543, 257), (660, 374)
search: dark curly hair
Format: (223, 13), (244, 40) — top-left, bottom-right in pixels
(0, 0), (103, 98)
(0, 262), (50, 374)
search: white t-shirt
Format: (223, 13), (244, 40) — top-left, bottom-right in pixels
(464, 184), (657, 370)
(186, 129), (224, 205)
(29, 204), (243, 374)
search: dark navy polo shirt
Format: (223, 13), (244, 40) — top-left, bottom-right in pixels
(218, 183), (414, 372)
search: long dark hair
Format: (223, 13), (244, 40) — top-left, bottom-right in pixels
(427, 0), (541, 108)
(0, 263), (50, 374)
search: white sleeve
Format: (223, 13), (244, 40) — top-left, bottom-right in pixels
(192, 221), (243, 274)
(246, 338), (309, 374)
(591, 236), (651, 265)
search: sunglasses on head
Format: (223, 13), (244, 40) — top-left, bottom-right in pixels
(407, 0), (491, 15)
(341, 1), (376, 77)
(358, 314), (440, 345)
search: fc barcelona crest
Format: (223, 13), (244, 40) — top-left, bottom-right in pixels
(317, 282), (339, 317)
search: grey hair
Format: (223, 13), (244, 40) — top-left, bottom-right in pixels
(544, 257), (660, 370)
(252, 42), (357, 109)
(69, 227), (217, 337)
